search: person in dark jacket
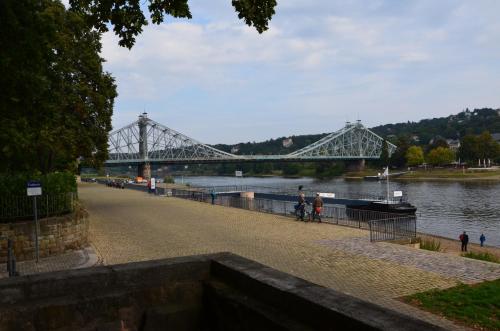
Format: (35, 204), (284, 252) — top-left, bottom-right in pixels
(459, 231), (469, 252)
(312, 193), (323, 222)
(210, 189), (217, 205)
(480, 233), (486, 247)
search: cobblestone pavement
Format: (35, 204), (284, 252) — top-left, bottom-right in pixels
(318, 238), (500, 283)
(80, 183), (491, 330)
(0, 246), (97, 279)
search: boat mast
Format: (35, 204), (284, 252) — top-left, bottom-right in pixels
(386, 166), (389, 203)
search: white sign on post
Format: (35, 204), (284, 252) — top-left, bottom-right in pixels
(27, 181), (42, 196)
(393, 190), (403, 197)
(235, 170), (243, 177)
(150, 178), (156, 190)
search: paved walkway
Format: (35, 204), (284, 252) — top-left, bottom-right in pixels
(318, 237), (500, 283)
(0, 246), (98, 279)
(80, 183), (500, 330)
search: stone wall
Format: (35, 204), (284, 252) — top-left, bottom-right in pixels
(0, 253), (447, 331)
(0, 206), (88, 262)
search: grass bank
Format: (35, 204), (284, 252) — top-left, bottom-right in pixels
(398, 168), (500, 181)
(403, 279), (500, 331)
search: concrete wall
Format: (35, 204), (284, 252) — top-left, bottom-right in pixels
(0, 207), (88, 262)
(0, 253), (447, 331)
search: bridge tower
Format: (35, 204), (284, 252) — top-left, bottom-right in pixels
(137, 113), (151, 179)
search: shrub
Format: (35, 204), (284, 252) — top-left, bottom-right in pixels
(462, 251), (499, 263)
(0, 171), (76, 196)
(164, 175), (175, 184)
(420, 239), (441, 252)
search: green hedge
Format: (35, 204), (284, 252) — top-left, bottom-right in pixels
(0, 171), (76, 196)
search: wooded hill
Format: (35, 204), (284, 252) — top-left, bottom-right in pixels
(212, 108), (500, 154)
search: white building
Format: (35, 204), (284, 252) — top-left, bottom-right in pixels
(282, 138), (293, 148)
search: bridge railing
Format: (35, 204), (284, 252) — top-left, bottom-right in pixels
(169, 188), (415, 240)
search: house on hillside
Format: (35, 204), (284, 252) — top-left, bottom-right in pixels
(282, 138), (293, 148)
(446, 139), (461, 151)
(231, 146), (240, 154)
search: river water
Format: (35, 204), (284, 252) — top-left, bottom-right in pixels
(174, 176), (500, 247)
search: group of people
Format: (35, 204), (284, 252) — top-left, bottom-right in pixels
(459, 231), (487, 252)
(295, 192), (324, 222)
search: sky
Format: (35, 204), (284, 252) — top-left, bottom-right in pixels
(89, 1), (500, 144)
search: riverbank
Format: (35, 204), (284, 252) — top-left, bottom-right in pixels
(419, 233), (500, 261)
(80, 183), (500, 330)
(397, 168), (500, 181)
(345, 168), (500, 181)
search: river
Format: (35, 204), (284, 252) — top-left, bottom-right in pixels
(174, 176), (500, 247)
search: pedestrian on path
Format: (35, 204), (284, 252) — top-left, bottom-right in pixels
(459, 231), (469, 252)
(210, 189), (217, 205)
(312, 193), (323, 222)
(480, 233), (486, 247)
(295, 193), (306, 221)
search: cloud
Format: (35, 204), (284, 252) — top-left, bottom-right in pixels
(101, 0), (500, 144)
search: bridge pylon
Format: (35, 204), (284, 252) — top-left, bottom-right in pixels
(138, 113), (150, 179)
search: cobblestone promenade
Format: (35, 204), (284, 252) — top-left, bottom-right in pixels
(80, 183), (500, 330)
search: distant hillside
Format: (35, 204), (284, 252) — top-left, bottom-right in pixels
(371, 108), (500, 144)
(212, 108), (500, 153)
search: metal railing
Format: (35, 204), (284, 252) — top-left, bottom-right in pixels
(0, 192), (77, 221)
(192, 185), (408, 203)
(170, 189), (416, 241)
(369, 216), (417, 242)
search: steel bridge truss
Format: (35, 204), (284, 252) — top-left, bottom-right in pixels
(286, 121), (396, 160)
(107, 116), (238, 164)
(107, 116), (396, 164)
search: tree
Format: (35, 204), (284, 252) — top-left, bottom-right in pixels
(379, 140), (390, 166)
(477, 131), (500, 160)
(389, 135), (411, 168)
(459, 132), (500, 164)
(427, 147), (455, 166)
(69, 0), (278, 48)
(458, 135), (479, 163)
(427, 138), (448, 153)
(0, 0), (117, 174)
(405, 146), (424, 167)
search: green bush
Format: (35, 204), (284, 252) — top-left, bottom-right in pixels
(0, 171), (76, 196)
(462, 251), (499, 263)
(164, 175), (175, 184)
(420, 239), (441, 252)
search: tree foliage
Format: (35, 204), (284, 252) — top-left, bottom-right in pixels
(379, 140), (390, 166)
(389, 136), (411, 168)
(459, 132), (500, 163)
(69, 0), (277, 48)
(426, 147), (455, 166)
(372, 108), (500, 144)
(406, 146), (424, 166)
(0, 0), (117, 174)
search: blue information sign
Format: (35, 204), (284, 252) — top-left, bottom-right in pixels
(27, 180), (42, 196)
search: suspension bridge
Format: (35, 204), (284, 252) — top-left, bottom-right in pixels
(106, 113), (396, 177)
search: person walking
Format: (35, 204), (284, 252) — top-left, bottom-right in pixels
(296, 193), (306, 221)
(480, 233), (486, 247)
(210, 189), (217, 205)
(459, 231), (469, 252)
(312, 193), (323, 222)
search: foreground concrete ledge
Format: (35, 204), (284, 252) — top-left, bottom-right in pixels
(210, 254), (445, 331)
(0, 252), (447, 330)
